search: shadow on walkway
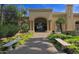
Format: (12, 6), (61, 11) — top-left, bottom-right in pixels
(7, 38), (58, 54)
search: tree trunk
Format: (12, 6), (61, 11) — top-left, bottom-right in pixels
(1, 4), (4, 25)
(60, 24), (63, 33)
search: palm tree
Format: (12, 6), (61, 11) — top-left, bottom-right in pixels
(56, 17), (65, 32)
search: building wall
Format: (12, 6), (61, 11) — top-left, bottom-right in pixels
(73, 16), (79, 32)
(66, 5), (75, 31)
(28, 5), (79, 32)
(52, 14), (66, 32)
(74, 16), (79, 22)
(29, 9), (52, 32)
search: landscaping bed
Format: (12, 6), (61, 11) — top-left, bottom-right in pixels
(48, 33), (79, 54)
(0, 32), (33, 53)
(64, 36), (79, 54)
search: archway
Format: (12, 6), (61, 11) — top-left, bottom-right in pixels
(34, 18), (47, 32)
(75, 21), (79, 32)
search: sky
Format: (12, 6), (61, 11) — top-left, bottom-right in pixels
(16, 4), (79, 13)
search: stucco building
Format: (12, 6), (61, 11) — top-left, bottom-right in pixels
(28, 5), (79, 33)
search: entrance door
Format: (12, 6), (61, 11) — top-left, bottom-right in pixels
(35, 18), (47, 32)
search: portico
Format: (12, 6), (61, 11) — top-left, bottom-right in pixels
(29, 9), (53, 32)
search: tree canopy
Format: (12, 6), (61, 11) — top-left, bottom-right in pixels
(56, 17), (65, 24)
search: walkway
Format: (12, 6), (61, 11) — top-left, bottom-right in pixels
(32, 32), (51, 38)
(7, 32), (59, 54)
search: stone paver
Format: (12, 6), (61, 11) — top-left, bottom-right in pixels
(7, 38), (58, 54)
(7, 32), (60, 54)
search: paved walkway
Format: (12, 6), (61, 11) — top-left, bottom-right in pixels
(7, 32), (59, 54)
(32, 32), (51, 38)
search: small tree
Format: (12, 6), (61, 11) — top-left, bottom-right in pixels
(56, 17), (65, 32)
(17, 6), (29, 33)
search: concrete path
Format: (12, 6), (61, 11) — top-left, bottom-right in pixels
(7, 38), (58, 54)
(32, 32), (51, 38)
(7, 32), (60, 54)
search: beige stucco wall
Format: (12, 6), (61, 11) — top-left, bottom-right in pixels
(73, 16), (79, 31)
(28, 5), (79, 32)
(74, 16), (79, 22)
(52, 13), (66, 32)
(29, 9), (52, 21)
(29, 9), (52, 32)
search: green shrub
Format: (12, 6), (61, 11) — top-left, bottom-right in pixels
(64, 36), (79, 53)
(48, 34), (72, 40)
(21, 23), (29, 32)
(0, 25), (9, 37)
(2, 37), (15, 44)
(7, 24), (20, 36)
(0, 32), (33, 51)
(63, 31), (76, 36)
(0, 24), (19, 38)
(65, 36), (79, 44)
(12, 43), (19, 49)
(11, 33), (32, 48)
(0, 46), (9, 51)
(66, 45), (79, 54)
(48, 33), (79, 53)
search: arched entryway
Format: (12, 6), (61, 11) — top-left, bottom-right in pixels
(34, 18), (47, 32)
(75, 21), (79, 32)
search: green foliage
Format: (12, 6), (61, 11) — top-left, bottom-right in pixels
(0, 32), (33, 51)
(48, 33), (79, 54)
(63, 31), (76, 36)
(64, 36), (79, 53)
(48, 33), (79, 53)
(2, 37), (16, 44)
(56, 17), (65, 32)
(48, 34), (72, 40)
(56, 17), (65, 24)
(21, 23), (29, 32)
(0, 5), (29, 39)
(65, 36), (79, 44)
(0, 46), (9, 51)
(7, 24), (20, 36)
(21, 7), (27, 16)
(66, 45), (79, 54)
(12, 33), (33, 48)
(0, 24), (19, 38)
(4, 5), (19, 24)
(0, 25), (9, 37)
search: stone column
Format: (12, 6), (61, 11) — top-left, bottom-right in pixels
(33, 20), (35, 32)
(29, 20), (32, 31)
(29, 20), (33, 32)
(47, 20), (49, 32)
(49, 20), (50, 31)
(49, 20), (52, 31)
(47, 20), (50, 32)
(50, 20), (53, 32)
(66, 5), (75, 31)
